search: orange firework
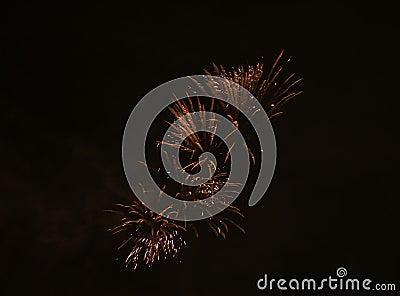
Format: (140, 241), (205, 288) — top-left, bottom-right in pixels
(108, 51), (302, 269)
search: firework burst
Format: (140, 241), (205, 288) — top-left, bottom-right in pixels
(204, 50), (303, 118)
(108, 51), (302, 269)
(107, 201), (186, 269)
(162, 97), (246, 235)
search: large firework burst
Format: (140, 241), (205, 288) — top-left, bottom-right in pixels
(108, 51), (302, 269)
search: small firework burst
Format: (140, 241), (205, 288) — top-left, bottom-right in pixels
(205, 50), (303, 118)
(107, 201), (186, 269)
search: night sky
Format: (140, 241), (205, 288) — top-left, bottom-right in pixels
(2, 1), (399, 295)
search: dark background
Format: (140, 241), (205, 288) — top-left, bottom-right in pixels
(2, 1), (399, 295)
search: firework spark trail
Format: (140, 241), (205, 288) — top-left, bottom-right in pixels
(108, 51), (302, 269)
